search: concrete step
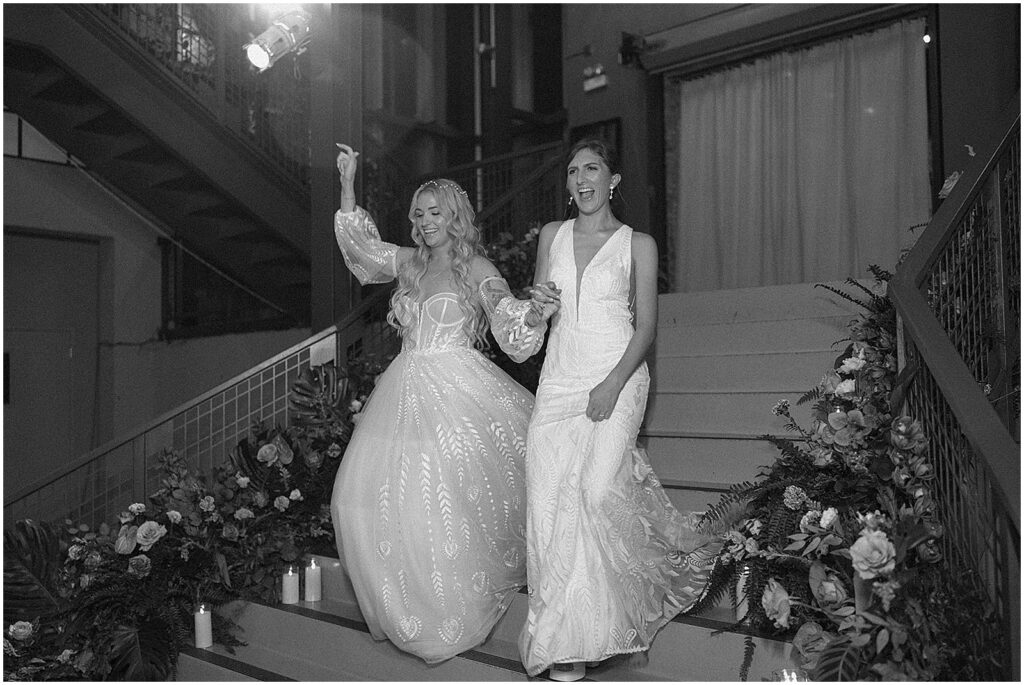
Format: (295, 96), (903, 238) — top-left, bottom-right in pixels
(657, 280), (873, 326)
(308, 553), (797, 681)
(642, 435), (778, 486)
(652, 349), (840, 394)
(654, 315), (852, 356)
(645, 391), (816, 437)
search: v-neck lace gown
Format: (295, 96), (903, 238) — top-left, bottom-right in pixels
(330, 207), (541, 663)
(518, 220), (721, 675)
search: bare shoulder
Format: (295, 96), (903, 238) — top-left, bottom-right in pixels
(395, 245), (417, 267)
(630, 230), (659, 260)
(539, 220), (563, 243)
(470, 254), (501, 283)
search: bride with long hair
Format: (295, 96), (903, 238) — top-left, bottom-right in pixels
(329, 144), (558, 663)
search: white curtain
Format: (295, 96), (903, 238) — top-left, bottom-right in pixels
(666, 19), (931, 292)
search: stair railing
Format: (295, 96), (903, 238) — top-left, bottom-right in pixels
(888, 94), (1020, 680)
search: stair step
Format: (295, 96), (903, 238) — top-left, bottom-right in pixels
(657, 280), (873, 326)
(113, 142), (176, 165)
(177, 645), (285, 681)
(655, 316), (852, 356)
(645, 391), (815, 437)
(643, 436), (777, 485)
(653, 349), (840, 393)
(308, 554), (796, 681)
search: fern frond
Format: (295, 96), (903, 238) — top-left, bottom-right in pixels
(797, 386), (823, 405)
(814, 283), (870, 310)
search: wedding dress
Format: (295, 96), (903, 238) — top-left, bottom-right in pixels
(330, 207), (543, 662)
(518, 220), (721, 676)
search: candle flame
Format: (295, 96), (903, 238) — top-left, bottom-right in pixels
(310, 558), (318, 569)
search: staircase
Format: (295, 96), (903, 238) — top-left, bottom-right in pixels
(644, 282), (868, 519)
(171, 281), (867, 681)
(4, 4), (312, 324)
(176, 553), (796, 681)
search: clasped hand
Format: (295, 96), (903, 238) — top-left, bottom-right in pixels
(525, 281), (561, 327)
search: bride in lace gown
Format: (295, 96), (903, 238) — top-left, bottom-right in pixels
(329, 145), (557, 663)
(518, 139), (722, 680)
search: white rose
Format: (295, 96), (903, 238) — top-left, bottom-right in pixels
(819, 507), (838, 530)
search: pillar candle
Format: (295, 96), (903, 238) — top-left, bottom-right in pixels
(194, 603), (213, 648)
(282, 565), (300, 604)
(735, 565), (750, 620)
(304, 558), (322, 602)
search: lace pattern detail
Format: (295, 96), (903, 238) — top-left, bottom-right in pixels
(334, 206), (399, 285)
(479, 276), (546, 363)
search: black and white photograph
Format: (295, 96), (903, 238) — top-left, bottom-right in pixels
(3, 3), (1020, 682)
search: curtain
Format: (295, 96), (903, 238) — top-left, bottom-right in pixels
(665, 19), (931, 292)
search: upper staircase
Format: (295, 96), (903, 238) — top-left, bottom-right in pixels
(645, 282), (866, 515)
(4, 4), (312, 324)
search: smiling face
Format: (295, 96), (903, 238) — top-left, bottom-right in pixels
(412, 190), (452, 251)
(567, 147), (621, 214)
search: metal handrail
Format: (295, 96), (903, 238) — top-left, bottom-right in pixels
(888, 93), (1020, 680)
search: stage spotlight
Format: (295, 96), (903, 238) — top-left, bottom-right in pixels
(244, 9), (312, 72)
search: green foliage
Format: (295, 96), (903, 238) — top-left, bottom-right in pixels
(698, 269), (1007, 680)
(3, 359), (380, 681)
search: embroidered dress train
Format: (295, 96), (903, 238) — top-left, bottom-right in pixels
(518, 219), (721, 675)
(330, 207), (543, 663)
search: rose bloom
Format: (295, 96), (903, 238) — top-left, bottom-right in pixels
(254, 491), (270, 508)
(199, 495), (216, 513)
(84, 550), (103, 570)
(221, 522), (240, 542)
(349, 399), (363, 413)
(304, 450), (324, 468)
(8, 621), (33, 641)
(289, 489), (303, 501)
(850, 529), (896, 579)
(236, 474), (251, 488)
(812, 572), (848, 608)
(128, 502), (146, 515)
(257, 443), (279, 466)
(838, 353), (866, 374)
(326, 442), (343, 458)
(136, 521), (167, 551)
(274, 495), (291, 511)
(166, 510), (182, 524)
(115, 524), (139, 555)
(819, 507), (838, 530)
(127, 554), (152, 579)
(234, 507), (254, 520)
(761, 578), (791, 628)
(68, 544), (86, 561)
(890, 416), (928, 454)
(800, 510), (821, 533)
(835, 379), (857, 397)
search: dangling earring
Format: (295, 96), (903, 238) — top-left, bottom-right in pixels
(567, 196), (574, 207)
(609, 185), (615, 200)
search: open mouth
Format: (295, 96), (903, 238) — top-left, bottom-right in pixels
(577, 188), (595, 202)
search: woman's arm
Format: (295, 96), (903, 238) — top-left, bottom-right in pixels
(334, 144), (412, 284)
(473, 256), (555, 362)
(585, 232), (658, 422)
(528, 221), (563, 312)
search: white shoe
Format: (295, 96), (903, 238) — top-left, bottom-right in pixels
(549, 662), (585, 681)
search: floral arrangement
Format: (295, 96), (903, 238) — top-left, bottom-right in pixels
(485, 223), (546, 392)
(693, 268), (1005, 680)
(3, 360), (382, 681)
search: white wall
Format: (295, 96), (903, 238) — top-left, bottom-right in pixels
(4, 155), (309, 448)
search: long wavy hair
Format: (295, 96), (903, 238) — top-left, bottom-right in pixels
(386, 179), (489, 349)
(564, 137), (627, 221)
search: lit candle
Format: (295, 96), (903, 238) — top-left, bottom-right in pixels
(282, 565), (300, 604)
(735, 565), (750, 620)
(194, 603), (213, 648)
(304, 557), (322, 602)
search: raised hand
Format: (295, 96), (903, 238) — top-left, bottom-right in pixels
(336, 143), (360, 212)
(336, 143), (359, 184)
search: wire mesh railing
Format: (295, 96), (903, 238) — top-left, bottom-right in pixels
(3, 327), (337, 529)
(83, 4), (311, 189)
(889, 100), (1020, 680)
